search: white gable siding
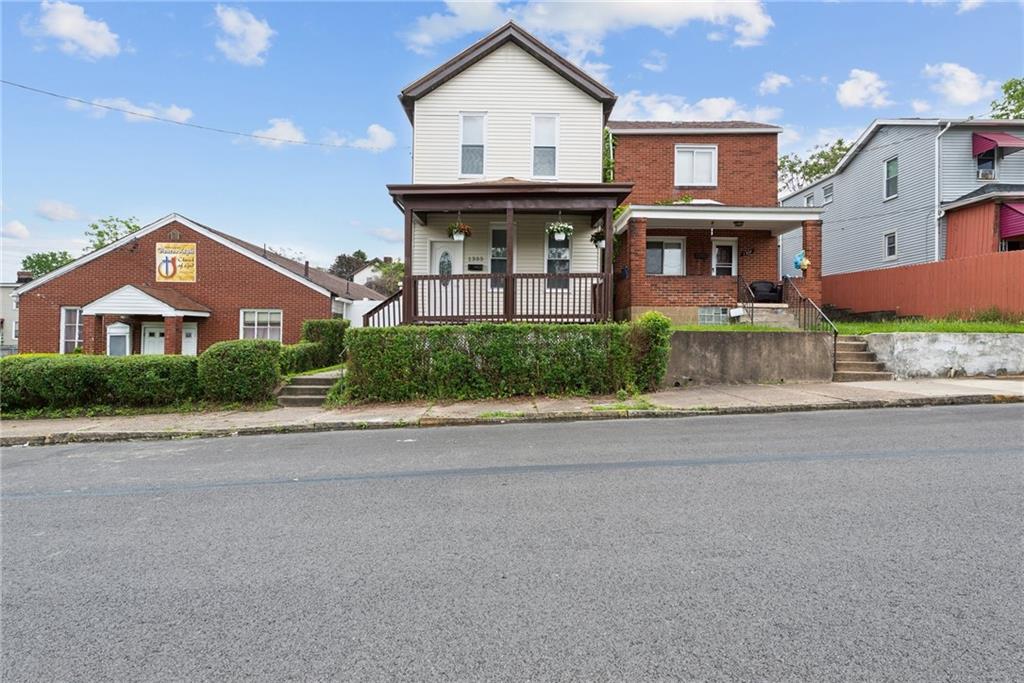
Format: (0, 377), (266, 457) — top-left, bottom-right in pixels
(940, 127), (1024, 202)
(412, 43), (604, 183)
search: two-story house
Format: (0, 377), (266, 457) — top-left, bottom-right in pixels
(779, 118), (1024, 279)
(367, 22), (824, 327)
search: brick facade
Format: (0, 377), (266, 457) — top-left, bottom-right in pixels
(17, 220), (332, 355)
(613, 132), (779, 207)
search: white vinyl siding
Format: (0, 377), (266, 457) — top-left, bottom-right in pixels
(532, 114), (558, 178)
(59, 306), (83, 354)
(239, 309), (282, 341)
(675, 145), (717, 187)
(412, 42), (603, 183)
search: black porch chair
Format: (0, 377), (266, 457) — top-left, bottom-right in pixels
(749, 280), (783, 303)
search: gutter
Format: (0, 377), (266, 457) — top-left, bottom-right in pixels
(934, 121), (953, 262)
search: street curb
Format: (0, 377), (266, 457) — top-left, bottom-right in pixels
(2, 393), (1021, 448)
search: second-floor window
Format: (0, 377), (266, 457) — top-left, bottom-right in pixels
(675, 144), (717, 187)
(823, 184), (834, 204)
(804, 194), (815, 207)
(977, 149), (996, 180)
(532, 114), (558, 178)
(460, 112), (485, 176)
(884, 156), (899, 200)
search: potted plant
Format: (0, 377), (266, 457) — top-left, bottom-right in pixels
(590, 230), (606, 250)
(447, 221), (472, 241)
(546, 220), (574, 242)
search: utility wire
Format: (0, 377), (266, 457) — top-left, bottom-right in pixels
(1, 79), (347, 148)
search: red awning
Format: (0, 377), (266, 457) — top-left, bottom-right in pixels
(1000, 202), (1024, 239)
(973, 131), (1024, 156)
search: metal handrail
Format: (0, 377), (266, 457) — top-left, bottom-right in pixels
(782, 276), (839, 368)
(736, 275), (756, 324)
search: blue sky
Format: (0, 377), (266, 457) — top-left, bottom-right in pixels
(2, 0), (1021, 278)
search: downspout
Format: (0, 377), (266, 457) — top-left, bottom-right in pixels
(934, 121), (953, 262)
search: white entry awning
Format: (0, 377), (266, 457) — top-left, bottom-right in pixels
(614, 205), (823, 237)
(82, 285), (211, 317)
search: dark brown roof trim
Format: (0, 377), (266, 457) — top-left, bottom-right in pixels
(399, 22), (617, 123)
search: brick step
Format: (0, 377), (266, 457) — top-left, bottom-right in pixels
(835, 360), (887, 372)
(833, 370), (895, 382)
(289, 376), (337, 387)
(277, 395), (327, 408)
(835, 351), (876, 362)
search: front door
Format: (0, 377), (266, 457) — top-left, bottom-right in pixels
(181, 323), (198, 356)
(141, 324), (165, 355)
(428, 241), (464, 319)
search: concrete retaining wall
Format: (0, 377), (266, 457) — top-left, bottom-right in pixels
(664, 331), (834, 387)
(864, 333), (1024, 378)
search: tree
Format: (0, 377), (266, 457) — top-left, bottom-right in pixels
(21, 250), (75, 277)
(364, 259), (404, 296)
(328, 250), (368, 278)
(83, 216), (142, 252)
(991, 78), (1024, 120)
(778, 138), (853, 195)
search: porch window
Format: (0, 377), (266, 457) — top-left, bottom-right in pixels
(884, 156), (898, 200)
(546, 232), (570, 290)
(106, 323), (131, 357)
(490, 228), (507, 289)
(59, 306), (83, 354)
(240, 309), (282, 341)
(646, 239), (685, 275)
(977, 149), (996, 180)
(460, 112), (485, 176)
(711, 238), (738, 277)
(674, 144), (717, 187)
(532, 114), (558, 178)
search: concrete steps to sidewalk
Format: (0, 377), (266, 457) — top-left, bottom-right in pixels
(277, 375), (337, 408)
(834, 335), (894, 382)
(741, 303), (800, 330)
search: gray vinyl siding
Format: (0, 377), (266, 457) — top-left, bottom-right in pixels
(940, 126), (1024, 202)
(781, 124), (938, 276)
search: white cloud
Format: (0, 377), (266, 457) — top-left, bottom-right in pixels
(402, 1), (774, 79)
(778, 126), (802, 153)
(758, 72), (792, 95)
(706, 31), (726, 42)
(911, 99), (932, 113)
(25, 0), (120, 60)
(2, 220), (31, 240)
(957, 0), (985, 12)
(836, 69), (892, 108)
(613, 90), (782, 123)
(352, 124), (396, 153)
(369, 227), (404, 243)
(214, 5), (274, 66)
(641, 50), (667, 73)
(252, 118), (306, 148)
(922, 62), (999, 106)
(82, 97), (194, 123)
(35, 199), (81, 222)
(321, 130), (347, 147)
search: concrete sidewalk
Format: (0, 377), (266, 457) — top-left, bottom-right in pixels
(2, 378), (1022, 447)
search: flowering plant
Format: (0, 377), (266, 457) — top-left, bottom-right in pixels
(447, 221), (472, 238)
(545, 221), (574, 238)
(590, 229), (606, 246)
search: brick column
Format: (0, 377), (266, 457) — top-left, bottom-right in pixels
(621, 216), (648, 318)
(164, 316), (183, 355)
(801, 220), (823, 305)
(81, 314), (103, 355)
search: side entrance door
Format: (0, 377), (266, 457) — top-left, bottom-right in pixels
(141, 323), (165, 355)
(181, 323), (198, 356)
(427, 241), (464, 319)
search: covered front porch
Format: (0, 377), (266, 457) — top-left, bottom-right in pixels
(367, 181), (633, 326)
(79, 285), (210, 356)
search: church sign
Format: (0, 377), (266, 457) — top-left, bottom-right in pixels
(155, 242), (197, 282)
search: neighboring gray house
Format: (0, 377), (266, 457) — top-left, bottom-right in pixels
(779, 118), (1024, 278)
(1, 272), (32, 356)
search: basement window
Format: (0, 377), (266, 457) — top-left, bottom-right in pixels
(698, 307), (729, 325)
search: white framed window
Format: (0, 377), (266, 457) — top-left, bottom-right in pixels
(532, 114), (558, 179)
(823, 184), (834, 204)
(459, 112), (485, 177)
(106, 322), (131, 357)
(883, 231), (897, 260)
(12, 320), (18, 340)
(545, 231), (571, 290)
(884, 156), (899, 200)
(240, 309), (283, 341)
(711, 238), (738, 277)
(489, 224), (516, 289)
(59, 306), (83, 354)
(804, 194), (815, 207)
(645, 239), (686, 276)
(977, 149), (997, 180)
(674, 144), (717, 187)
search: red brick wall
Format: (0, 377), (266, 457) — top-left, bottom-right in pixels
(17, 220), (332, 354)
(613, 133), (779, 206)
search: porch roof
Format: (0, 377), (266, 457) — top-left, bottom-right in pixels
(614, 204), (824, 237)
(82, 285), (211, 317)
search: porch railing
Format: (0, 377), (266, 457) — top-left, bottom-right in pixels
(781, 276), (839, 368)
(736, 275), (756, 325)
(362, 288), (402, 328)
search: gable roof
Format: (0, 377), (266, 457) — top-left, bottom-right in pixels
(608, 120), (782, 134)
(82, 284), (212, 317)
(942, 183), (1024, 211)
(14, 213), (382, 302)
(399, 22), (617, 123)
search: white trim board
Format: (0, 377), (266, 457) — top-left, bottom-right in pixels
(81, 284), (211, 318)
(614, 205), (823, 233)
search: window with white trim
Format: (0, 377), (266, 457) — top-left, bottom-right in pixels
(490, 227), (508, 289)
(12, 320), (18, 340)
(884, 156), (898, 199)
(545, 232), (570, 290)
(711, 238), (738, 277)
(106, 322), (131, 357)
(823, 184), (834, 204)
(532, 114), (558, 178)
(240, 309), (282, 341)
(884, 231), (897, 260)
(804, 194), (814, 207)
(59, 306), (83, 354)
(645, 239), (686, 275)
(977, 149), (997, 180)
(674, 145), (717, 187)
(460, 113), (485, 176)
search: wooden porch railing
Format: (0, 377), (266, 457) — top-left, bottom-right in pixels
(362, 288), (402, 328)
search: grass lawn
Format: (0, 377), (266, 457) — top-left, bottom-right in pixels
(671, 324), (796, 332)
(2, 400), (278, 421)
(836, 320), (1024, 335)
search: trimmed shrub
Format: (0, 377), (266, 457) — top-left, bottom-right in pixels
(198, 339), (280, 402)
(279, 341), (328, 375)
(301, 319), (349, 364)
(1, 354), (199, 411)
(629, 311), (673, 391)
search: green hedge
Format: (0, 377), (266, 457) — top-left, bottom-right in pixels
(279, 341), (327, 375)
(301, 318), (349, 363)
(1, 354), (199, 411)
(342, 314), (671, 403)
(198, 339), (280, 402)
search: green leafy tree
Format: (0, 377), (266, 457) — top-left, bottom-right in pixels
(83, 216), (142, 252)
(602, 128), (616, 183)
(329, 250), (368, 278)
(364, 259), (405, 296)
(991, 78), (1024, 120)
(21, 250), (75, 277)
(778, 138), (853, 195)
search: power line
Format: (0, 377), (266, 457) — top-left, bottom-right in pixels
(1, 79), (347, 148)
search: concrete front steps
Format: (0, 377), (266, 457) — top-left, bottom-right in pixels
(746, 303), (799, 330)
(834, 335), (894, 382)
(277, 375), (336, 407)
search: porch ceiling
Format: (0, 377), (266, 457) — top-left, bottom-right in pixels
(615, 204), (823, 237)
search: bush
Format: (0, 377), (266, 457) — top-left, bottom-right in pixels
(300, 319), (349, 364)
(279, 341), (328, 375)
(342, 318), (670, 403)
(1, 354), (199, 411)
(198, 339), (280, 402)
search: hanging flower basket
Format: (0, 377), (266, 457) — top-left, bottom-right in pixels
(590, 230), (606, 249)
(447, 221), (472, 241)
(546, 220), (574, 242)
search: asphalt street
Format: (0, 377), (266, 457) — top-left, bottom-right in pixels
(2, 404), (1023, 681)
